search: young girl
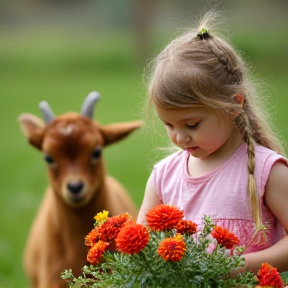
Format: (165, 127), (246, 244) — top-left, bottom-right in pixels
(137, 11), (288, 273)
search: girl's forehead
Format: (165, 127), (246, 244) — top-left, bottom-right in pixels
(155, 105), (215, 121)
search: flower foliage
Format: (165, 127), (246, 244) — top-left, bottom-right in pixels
(62, 204), (285, 288)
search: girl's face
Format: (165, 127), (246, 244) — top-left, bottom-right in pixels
(155, 104), (237, 159)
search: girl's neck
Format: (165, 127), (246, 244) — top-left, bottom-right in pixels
(187, 129), (243, 178)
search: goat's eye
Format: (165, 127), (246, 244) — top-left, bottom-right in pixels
(92, 146), (102, 160)
(44, 154), (54, 164)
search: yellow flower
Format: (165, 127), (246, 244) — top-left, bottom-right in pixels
(174, 233), (183, 241)
(94, 210), (109, 222)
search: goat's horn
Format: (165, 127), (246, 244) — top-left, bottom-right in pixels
(39, 101), (55, 124)
(80, 91), (100, 119)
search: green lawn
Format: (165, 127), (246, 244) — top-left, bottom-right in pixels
(0, 30), (164, 288)
(0, 25), (287, 287)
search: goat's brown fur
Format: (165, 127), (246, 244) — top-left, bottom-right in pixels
(19, 102), (141, 288)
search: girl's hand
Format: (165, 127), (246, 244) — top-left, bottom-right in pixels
(230, 266), (248, 279)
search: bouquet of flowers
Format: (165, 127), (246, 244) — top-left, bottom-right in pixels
(61, 204), (285, 288)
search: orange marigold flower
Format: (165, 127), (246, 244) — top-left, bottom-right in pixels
(157, 234), (186, 262)
(105, 213), (131, 228)
(211, 226), (239, 249)
(87, 241), (109, 265)
(99, 213), (131, 250)
(85, 227), (101, 247)
(146, 204), (184, 231)
(116, 223), (150, 254)
(256, 263), (284, 288)
(85, 213), (131, 250)
(176, 220), (197, 235)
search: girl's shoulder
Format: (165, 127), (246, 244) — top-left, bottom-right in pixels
(253, 144), (288, 197)
(254, 143), (287, 164)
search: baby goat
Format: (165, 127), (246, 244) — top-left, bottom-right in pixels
(18, 92), (141, 288)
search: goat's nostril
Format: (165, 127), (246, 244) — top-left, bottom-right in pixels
(67, 181), (84, 194)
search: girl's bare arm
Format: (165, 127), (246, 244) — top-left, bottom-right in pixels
(244, 160), (288, 272)
(137, 173), (162, 224)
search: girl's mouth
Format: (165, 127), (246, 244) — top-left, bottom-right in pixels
(185, 147), (199, 153)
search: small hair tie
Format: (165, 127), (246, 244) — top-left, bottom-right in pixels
(197, 28), (211, 40)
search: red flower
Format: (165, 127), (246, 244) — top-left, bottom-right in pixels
(85, 213), (131, 250)
(157, 234), (186, 262)
(87, 241), (109, 265)
(146, 204), (184, 231)
(211, 226), (239, 249)
(116, 223), (150, 254)
(256, 263), (284, 288)
(85, 227), (101, 247)
(176, 220), (197, 235)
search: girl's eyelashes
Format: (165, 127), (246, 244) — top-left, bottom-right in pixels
(162, 122), (200, 129)
(186, 122), (200, 129)
(163, 122), (173, 128)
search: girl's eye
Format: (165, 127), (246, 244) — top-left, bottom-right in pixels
(186, 122), (199, 129)
(164, 122), (173, 128)
(92, 146), (102, 160)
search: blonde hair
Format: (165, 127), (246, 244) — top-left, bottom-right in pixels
(145, 11), (285, 231)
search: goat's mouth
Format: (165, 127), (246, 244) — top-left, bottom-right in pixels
(65, 193), (89, 206)
(70, 195), (86, 203)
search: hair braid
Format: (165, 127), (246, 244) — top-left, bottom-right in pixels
(235, 110), (263, 230)
(243, 98), (283, 154)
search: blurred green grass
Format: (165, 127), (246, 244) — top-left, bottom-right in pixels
(0, 25), (288, 287)
(0, 30), (166, 288)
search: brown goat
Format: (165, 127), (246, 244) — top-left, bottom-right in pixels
(18, 92), (141, 288)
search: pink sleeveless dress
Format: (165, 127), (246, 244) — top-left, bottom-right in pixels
(152, 142), (287, 253)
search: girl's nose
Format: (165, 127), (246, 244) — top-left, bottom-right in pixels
(176, 132), (191, 145)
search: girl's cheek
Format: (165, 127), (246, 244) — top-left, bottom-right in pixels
(169, 134), (176, 143)
(166, 130), (174, 140)
(169, 133), (177, 145)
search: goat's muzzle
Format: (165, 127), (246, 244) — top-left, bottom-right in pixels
(67, 180), (84, 195)
(63, 179), (89, 206)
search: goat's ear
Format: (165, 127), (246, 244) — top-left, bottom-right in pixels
(100, 120), (144, 146)
(18, 113), (45, 150)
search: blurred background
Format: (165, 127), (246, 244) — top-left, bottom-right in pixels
(0, 0), (287, 287)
